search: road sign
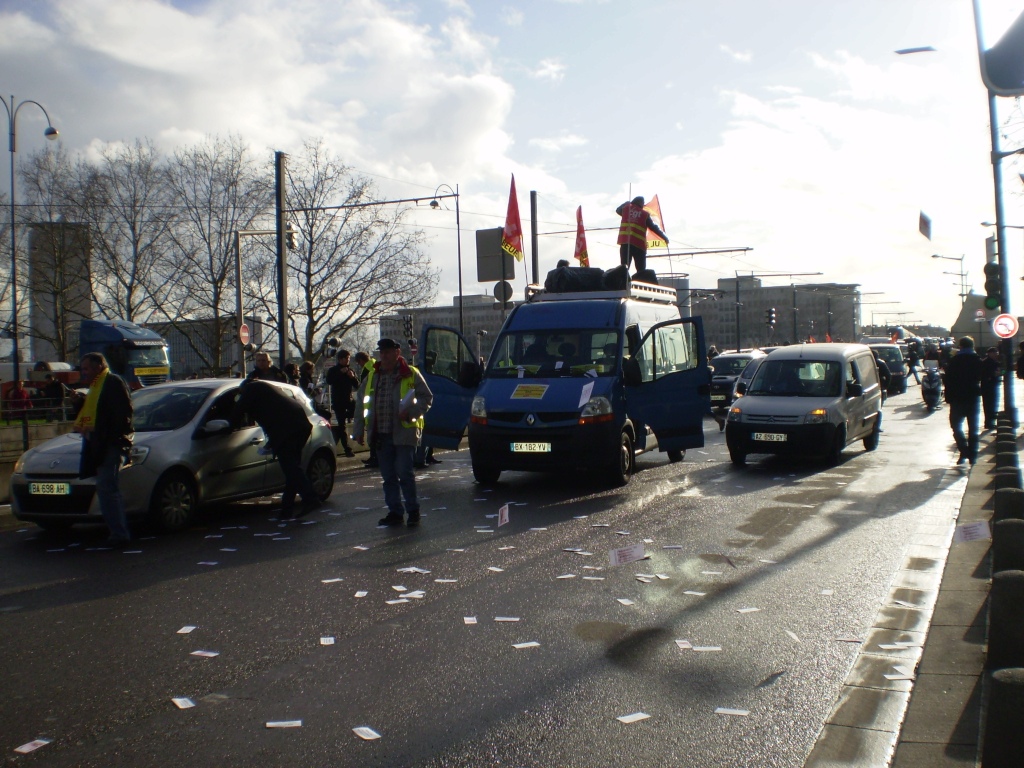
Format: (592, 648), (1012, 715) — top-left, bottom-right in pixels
(239, 323), (250, 345)
(975, 309), (986, 319)
(494, 281), (513, 302)
(992, 314), (1019, 339)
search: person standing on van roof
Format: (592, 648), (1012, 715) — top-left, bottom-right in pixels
(615, 196), (668, 274)
(944, 336), (983, 465)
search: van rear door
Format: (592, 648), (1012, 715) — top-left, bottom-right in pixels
(625, 317), (710, 452)
(418, 325), (481, 449)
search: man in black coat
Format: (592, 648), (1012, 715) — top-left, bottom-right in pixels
(980, 346), (1002, 430)
(247, 351), (288, 383)
(944, 336), (984, 465)
(230, 379), (319, 518)
(72, 353), (134, 544)
(325, 349), (358, 458)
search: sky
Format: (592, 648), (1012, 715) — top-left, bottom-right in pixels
(3, 0), (1024, 335)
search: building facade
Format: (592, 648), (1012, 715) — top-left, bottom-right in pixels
(380, 295), (514, 362)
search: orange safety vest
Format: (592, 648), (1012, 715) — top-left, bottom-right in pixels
(616, 203), (648, 250)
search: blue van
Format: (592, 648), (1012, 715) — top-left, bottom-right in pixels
(418, 281), (711, 486)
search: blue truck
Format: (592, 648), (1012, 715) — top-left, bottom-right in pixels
(78, 319), (171, 388)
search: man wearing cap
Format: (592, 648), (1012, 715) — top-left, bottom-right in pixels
(615, 196), (669, 274)
(944, 336), (984, 466)
(352, 339), (433, 527)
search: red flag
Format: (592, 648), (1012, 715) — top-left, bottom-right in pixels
(825, 332), (833, 343)
(573, 206), (589, 267)
(501, 175), (524, 262)
(644, 195), (667, 249)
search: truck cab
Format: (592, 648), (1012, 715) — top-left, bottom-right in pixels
(419, 280), (710, 486)
(79, 319), (171, 388)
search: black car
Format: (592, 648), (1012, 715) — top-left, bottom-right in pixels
(709, 352), (766, 409)
(869, 344), (909, 394)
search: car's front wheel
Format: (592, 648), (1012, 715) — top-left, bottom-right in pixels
(609, 431), (634, 486)
(306, 449), (336, 501)
(667, 449), (684, 463)
(150, 471), (198, 532)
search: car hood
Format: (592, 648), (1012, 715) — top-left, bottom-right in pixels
(732, 395), (837, 417)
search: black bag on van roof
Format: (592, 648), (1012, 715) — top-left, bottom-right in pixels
(602, 264), (631, 291)
(544, 266), (605, 292)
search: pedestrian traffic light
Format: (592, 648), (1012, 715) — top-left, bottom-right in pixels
(984, 261), (1002, 310)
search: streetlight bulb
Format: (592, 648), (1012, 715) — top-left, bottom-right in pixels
(44, 126), (58, 140)
(429, 199), (440, 210)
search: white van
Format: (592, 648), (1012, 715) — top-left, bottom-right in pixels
(725, 343), (883, 466)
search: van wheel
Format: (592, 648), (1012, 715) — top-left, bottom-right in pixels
(863, 417), (881, 451)
(473, 464), (501, 485)
(150, 471), (197, 532)
(610, 431), (634, 486)
(828, 426), (846, 466)
(306, 449), (336, 500)
(728, 443), (746, 467)
(667, 449), (684, 463)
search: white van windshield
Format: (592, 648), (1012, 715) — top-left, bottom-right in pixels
(747, 359), (843, 397)
(488, 330), (620, 378)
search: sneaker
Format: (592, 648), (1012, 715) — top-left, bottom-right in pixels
(426, 457), (442, 464)
(956, 455), (967, 466)
(378, 513), (404, 527)
(406, 510), (421, 527)
(344, 450), (356, 458)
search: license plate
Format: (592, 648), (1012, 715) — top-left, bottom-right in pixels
(511, 442), (551, 453)
(752, 432), (787, 442)
(711, 395), (726, 401)
(29, 482), (71, 495)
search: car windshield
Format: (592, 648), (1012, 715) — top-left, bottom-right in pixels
(487, 329), (620, 378)
(710, 357), (750, 376)
(747, 359), (843, 398)
(128, 346), (170, 367)
(873, 347), (903, 365)
(131, 385), (214, 432)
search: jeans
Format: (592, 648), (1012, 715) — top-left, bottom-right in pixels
(276, 438), (316, 510)
(377, 433), (418, 516)
(95, 448), (130, 540)
(332, 405), (353, 453)
(909, 363), (921, 385)
(982, 383), (999, 428)
(948, 399), (980, 462)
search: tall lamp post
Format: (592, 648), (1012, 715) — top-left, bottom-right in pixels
(931, 254), (967, 304)
(234, 228), (278, 375)
(429, 184), (463, 337)
(2, 96), (59, 383)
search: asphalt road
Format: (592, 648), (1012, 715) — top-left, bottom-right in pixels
(0, 387), (966, 767)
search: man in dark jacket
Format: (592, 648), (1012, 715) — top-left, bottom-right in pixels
(72, 353), (133, 544)
(980, 346), (1002, 430)
(944, 336), (984, 465)
(325, 349), (358, 458)
(230, 379), (319, 518)
(247, 351), (288, 383)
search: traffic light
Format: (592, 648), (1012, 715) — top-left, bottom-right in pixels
(765, 307), (777, 327)
(285, 222), (298, 250)
(984, 261), (1002, 310)
(403, 315), (414, 339)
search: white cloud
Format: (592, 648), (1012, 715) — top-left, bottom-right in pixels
(719, 44), (753, 63)
(529, 133), (588, 152)
(500, 6), (524, 26)
(531, 58), (566, 82)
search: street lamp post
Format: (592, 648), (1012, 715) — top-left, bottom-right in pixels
(430, 184), (463, 337)
(234, 228), (277, 375)
(931, 254), (967, 304)
(2, 96), (59, 383)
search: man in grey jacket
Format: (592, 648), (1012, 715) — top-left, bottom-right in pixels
(352, 338), (433, 527)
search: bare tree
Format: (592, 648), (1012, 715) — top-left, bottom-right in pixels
(254, 139), (438, 362)
(164, 135), (273, 375)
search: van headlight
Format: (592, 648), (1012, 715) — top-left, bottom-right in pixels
(728, 406), (742, 422)
(470, 396), (487, 424)
(128, 445), (150, 465)
(579, 396), (613, 424)
(804, 408), (829, 425)
(13, 453), (25, 475)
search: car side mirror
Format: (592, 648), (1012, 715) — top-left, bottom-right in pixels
(736, 381), (748, 395)
(622, 358), (641, 387)
(847, 383), (863, 398)
(202, 419), (232, 434)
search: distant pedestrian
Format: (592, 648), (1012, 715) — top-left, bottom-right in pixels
(907, 342), (921, 385)
(944, 336), (983, 466)
(981, 346), (1001, 430)
(247, 351), (288, 383)
(298, 361), (317, 401)
(283, 362), (300, 386)
(325, 349), (359, 458)
(872, 349), (891, 399)
(230, 379), (320, 519)
(1016, 341), (1024, 380)
(353, 351), (379, 468)
(70, 353), (133, 545)
(615, 196), (668, 274)
(352, 338), (433, 527)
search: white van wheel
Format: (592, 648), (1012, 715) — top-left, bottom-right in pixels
(610, 431), (634, 486)
(828, 426), (846, 466)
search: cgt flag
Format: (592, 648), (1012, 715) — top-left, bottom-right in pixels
(501, 175), (525, 262)
(574, 205), (589, 266)
(644, 195), (667, 249)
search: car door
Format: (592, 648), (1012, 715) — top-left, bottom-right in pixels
(191, 388), (268, 500)
(418, 325), (481, 450)
(624, 317), (710, 451)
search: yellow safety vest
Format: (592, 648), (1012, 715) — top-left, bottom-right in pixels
(362, 365), (424, 430)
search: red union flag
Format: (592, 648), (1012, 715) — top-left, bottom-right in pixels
(644, 195), (667, 249)
(573, 206), (589, 266)
(501, 175), (524, 262)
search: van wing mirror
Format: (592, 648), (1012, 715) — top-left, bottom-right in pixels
(622, 358), (642, 387)
(736, 381), (748, 395)
(847, 382), (863, 398)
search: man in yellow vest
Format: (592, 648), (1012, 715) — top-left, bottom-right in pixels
(615, 196), (668, 274)
(352, 338), (433, 527)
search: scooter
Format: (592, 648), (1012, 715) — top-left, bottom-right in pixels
(921, 365), (942, 411)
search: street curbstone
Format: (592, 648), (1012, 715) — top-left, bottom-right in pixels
(992, 519), (1024, 573)
(988, 571), (1024, 669)
(994, 488), (1024, 523)
(982, 668), (1024, 768)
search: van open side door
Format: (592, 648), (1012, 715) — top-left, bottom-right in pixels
(418, 325), (481, 450)
(623, 317), (710, 452)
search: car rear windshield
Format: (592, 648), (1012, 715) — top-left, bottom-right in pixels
(132, 386), (213, 432)
(747, 359), (843, 398)
(487, 330), (620, 378)
(710, 357), (750, 376)
(873, 347), (904, 365)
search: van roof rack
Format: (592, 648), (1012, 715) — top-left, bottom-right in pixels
(524, 280), (678, 305)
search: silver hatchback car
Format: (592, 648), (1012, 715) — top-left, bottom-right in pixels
(10, 379), (337, 533)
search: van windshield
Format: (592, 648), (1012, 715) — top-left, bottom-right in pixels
(746, 359), (843, 398)
(487, 330), (620, 378)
